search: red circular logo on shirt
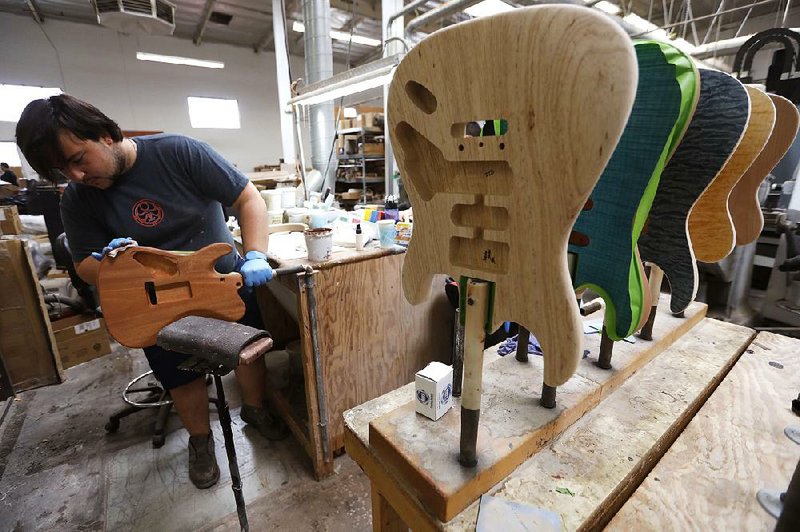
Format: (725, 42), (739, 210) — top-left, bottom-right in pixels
(132, 199), (164, 227)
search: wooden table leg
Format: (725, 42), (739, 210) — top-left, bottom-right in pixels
(371, 485), (408, 532)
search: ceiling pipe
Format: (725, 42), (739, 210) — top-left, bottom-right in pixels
(25, 0), (43, 24)
(302, 0), (337, 191)
(193, 0), (216, 45)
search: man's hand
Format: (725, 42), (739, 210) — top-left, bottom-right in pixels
(91, 237), (138, 260)
(241, 251), (273, 287)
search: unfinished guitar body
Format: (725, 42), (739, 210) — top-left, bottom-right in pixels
(688, 86), (775, 263)
(570, 41), (697, 341)
(389, 6), (637, 386)
(730, 93), (800, 245)
(640, 70), (750, 314)
(98, 243), (245, 348)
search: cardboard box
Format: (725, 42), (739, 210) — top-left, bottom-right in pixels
(51, 314), (112, 369)
(361, 142), (385, 156)
(0, 239), (63, 391)
(415, 362), (453, 421)
(357, 112), (383, 130)
(0, 205), (22, 235)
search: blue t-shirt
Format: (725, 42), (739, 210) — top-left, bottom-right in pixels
(60, 134), (248, 274)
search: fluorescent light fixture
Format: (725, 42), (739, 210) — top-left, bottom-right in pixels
(593, 1), (621, 15)
(343, 107), (358, 118)
(0, 84), (62, 122)
(623, 13), (697, 54)
(137, 52), (224, 69)
(187, 97), (241, 129)
(289, 54), (402, 107)
(292, 21), (382, 47)
(465, 0), (514, 18)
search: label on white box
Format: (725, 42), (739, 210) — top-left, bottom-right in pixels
(0, 210), (5, 221)
(415, 361), (453, 421)
(74, 319), (101, 335)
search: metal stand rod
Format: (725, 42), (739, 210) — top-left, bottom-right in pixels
(213, 374), (249, 532)
(459, 279), (490, 467)
(540, 383), (557, 409)
(639, 264), (664, 340)
(597, 326), (614, 369)
(515, 327), (530, 362)
(777, 457), (800, 531)
(303, 266), (331, 462)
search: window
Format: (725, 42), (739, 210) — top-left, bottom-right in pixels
(187, 97), (240, 129)
(0, 142), (21, 166)
(0, 84), (62, 122)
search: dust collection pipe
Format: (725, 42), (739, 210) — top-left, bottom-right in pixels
(301, 0), (337, 192)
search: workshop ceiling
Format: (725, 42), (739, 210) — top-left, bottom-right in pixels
(1, 0), (799, 67)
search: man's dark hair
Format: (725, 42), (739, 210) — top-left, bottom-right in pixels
(15, 94), (123, 182)
(0, 163), (8, 170)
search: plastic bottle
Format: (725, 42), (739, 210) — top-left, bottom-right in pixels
(355, 223), (365, 250)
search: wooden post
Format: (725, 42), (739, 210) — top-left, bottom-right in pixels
(459, 279), (491, 467)
(639, 264), (664, 341)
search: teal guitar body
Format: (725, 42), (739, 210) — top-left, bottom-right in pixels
(569, 42), (690, 340)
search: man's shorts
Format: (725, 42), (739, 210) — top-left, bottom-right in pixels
(143, 258), (265, 390)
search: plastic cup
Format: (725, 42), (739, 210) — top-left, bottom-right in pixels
(376, 220), (396, 249)
(304, 228), (333, 262)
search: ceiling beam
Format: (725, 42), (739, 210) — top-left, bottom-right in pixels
(25, 0), (44, 24)
(193, 0), (217, 46)
(330, 0), (380, 19)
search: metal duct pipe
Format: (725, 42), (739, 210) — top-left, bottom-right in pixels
(302, 0), (336, 191)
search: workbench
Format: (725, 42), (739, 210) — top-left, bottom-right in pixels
(344, 300), (796, 530)
(257, 239), (452, 479)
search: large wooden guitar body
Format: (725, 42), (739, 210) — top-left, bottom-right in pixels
(639, 69), (750, 314)
(730, 93), (800, 245)
(688, 86), (775, 262)
(98, 243), (245, 348)
(570, 41), (698, 340)
(389, 6), (637, 386)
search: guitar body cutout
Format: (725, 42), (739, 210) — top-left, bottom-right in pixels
(389, 6), (637, 386)
(98, 243), (245, 348)
(640, 69), (750, 314)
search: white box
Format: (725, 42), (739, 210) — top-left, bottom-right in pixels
(415, 362), (453, 420)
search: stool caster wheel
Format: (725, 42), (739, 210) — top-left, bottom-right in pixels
(105, 419), (120, 433)
(152, 433), (165, 448)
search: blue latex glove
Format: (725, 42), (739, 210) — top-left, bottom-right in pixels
(91, 237), (137, 260)
(241, 250), (273, 287)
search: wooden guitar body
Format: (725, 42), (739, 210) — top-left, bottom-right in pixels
(98, 243), (245, 348)
(640, 69), (750, 314)
(688, 86), (775, 262)
(389, 6), (637, 386)
(570, 41), (697, 341)
(730, 93), (800, 245)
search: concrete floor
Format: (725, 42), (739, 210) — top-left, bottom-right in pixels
(0, 343), (372, 531)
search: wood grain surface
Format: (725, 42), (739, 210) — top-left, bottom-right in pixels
(389, 5), (637, 386)
(730, 93), (800, 245)
(688, 86), (775, 263)
(570, 41), (693, 341)
(97, 243), (245, 348)
(609, 332), (798, 530)
(367, 300), (708, 523)
(639, 69), (749, 314)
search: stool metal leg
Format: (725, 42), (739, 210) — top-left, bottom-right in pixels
(213, 375), (249, 532)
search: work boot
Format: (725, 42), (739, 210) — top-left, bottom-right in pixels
(240, 403), (290, 441)
(188, 432), (220, 489)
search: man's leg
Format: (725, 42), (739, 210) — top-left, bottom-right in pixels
(235, 362), (265, 408)
(170, 376), (211, 435)
(143, 346), (219, 489)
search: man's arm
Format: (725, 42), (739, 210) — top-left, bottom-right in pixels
(232, 181), (269, 255)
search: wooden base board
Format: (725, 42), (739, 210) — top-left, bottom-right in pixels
(608, 331), (800, 530)
(368, 299), (708, 522)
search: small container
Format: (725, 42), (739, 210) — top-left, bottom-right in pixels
(267, 210), (284, 225)
(280, 187), (296, 208)
(261, 189), (282, 211)
(355, 223), (365, 250)
(304, 227), (333, 262)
